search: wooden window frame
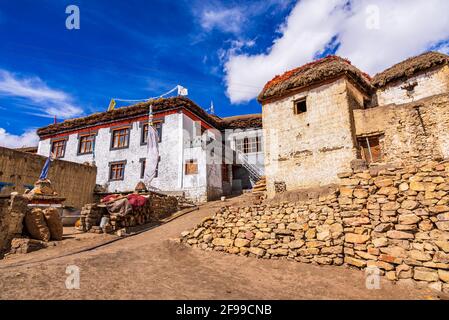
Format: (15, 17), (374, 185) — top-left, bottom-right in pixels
(185, 159), (198, 175)
(236, 136), (262, 154)
(139, 157), (160, 179)
(357, 135), (383, 164)
(109, 160), (127, 181)
(140, 120), (163, 145)
(51, 138), (68, 159)
(77, 132), (97, 155)
(110, 126), (131, 150)
(293, 97), (307, 115)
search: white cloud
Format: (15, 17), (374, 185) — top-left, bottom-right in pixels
(0, 70), (82, 118)
(0, 128), (39, 148)
(224, 0), (449, 103)
(200, 7), (246, 34)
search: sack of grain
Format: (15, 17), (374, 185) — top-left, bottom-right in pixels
(43, 208), (63, 241)
(25, 208), (51, 241)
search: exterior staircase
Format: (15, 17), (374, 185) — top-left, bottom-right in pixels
(235, 150), (263, 185)
(252, 176), (267, 193)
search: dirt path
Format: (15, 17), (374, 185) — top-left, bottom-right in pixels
(0, 196), (445, 300)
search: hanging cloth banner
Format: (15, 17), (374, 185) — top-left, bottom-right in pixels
(39, 152), (55, 180)
(144, 106), (160, 188)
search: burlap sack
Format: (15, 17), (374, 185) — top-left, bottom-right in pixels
(25, 208), (50, 242)
(43, 208), (63, 241)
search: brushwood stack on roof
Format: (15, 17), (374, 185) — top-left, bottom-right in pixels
(372, 51), (449, 87)
(257, 55), (373, 103)
(37, 96), (262, 137)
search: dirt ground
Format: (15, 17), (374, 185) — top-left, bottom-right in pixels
(0, 195), (446, 300)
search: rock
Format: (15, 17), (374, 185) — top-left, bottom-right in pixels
(436, 221), (449, 231)
(374, 178), (393, 188)
(344, 256), (366, 268)
(268, 248), (288, 256)
(353, 189), (369, 199)
(193, 227), (205, 238)
(345, 233), (370, 244)
(399, 183), (409, 192)
(438, 270), (449, 283)
(339, 187), (353, 198)
(382, 202), (400, 211)
(434, 241), (449, 252)
(212, 238), (234, 247)
(379, 254), (402, 265)
(287, 223), (302, 231)
(245, 231), (255, 240)
(437, 213), (449, 221)
(398, 214), (420, 225)
(378, 187), (398, 196)
(288, 240), (305, 249)
(410, 181), (426, 192)
(343, 217), (370, 226)
(386, 271), (397, 281)
(408, 250), (432, 261)
(234, 238), (250, 248)
(180, 231), (190, 237)
(429, 205), (449, 214)
(414, 267), (439, 282)
(305, 229), (316, 239)
(248, 247), (265, 257)
(373, 237), (389, 247)
(433, 251), (449, 264)
(401, 200), (419, 210)
(419, 220), (434, 231)
(387, 230), (414, 239)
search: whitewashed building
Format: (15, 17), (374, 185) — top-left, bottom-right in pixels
(36, 97), (264, 202)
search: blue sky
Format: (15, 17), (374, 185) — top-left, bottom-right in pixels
(1, 0), (449, 147)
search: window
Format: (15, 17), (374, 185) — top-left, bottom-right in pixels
(358, 136), (382, 164)
(185, 159), (198, 175)
(109, 161), (126, 181)
(140, 157), (160, 179)
(78, 134), (95, 154)
(142, 121), (162, 144)
(111, 127), (130, 149)
(294, 98), (307, 114)
(51, 139), (66, 158)
(235, 136), (262, 154)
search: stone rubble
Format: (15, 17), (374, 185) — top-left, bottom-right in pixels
(181, 160), (449, 293)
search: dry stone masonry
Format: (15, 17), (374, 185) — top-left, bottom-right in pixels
(181, 160), (449, 292)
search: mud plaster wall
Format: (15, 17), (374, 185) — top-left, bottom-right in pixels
(376, 66), (449, 107)
(262, 78), (358, 198)
(354, 93), (449, 164)
(0, 147), (96, 209)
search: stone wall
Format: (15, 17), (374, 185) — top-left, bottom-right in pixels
(0, 147), (96, 209)
(181, 160), (449, 292)
(0, 195), (28, 255)
(354, 93), (449, 164)
(262, 78), (359, 198)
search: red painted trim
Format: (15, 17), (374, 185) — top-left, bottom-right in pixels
(43, 108), (215, 139)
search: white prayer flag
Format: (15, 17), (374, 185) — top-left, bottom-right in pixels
(144, 124), (159, 188)
(177, 85), (188, 96)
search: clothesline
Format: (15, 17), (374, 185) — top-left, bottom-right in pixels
(113, 85), (181, 102)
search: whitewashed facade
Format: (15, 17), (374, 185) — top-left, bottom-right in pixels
(37, 99), (264, 202)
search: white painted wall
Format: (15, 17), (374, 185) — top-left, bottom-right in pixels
(376, 66), (449, 106)
(37, 111), (217, 202)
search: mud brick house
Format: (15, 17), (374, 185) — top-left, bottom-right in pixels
(259, 51), (449, 197)
(36, 97), (263, 202)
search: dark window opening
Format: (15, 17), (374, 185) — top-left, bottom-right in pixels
(294, 98), (307, 114)
(358, 136), (382, 164)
